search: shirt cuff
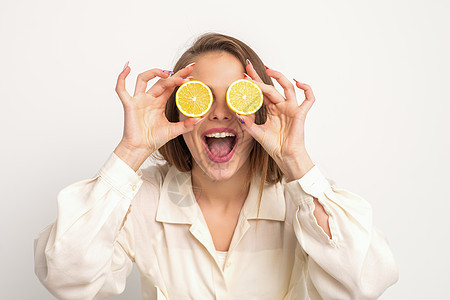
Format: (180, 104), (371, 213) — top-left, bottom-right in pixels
(96, 152), (144, 200)
(297, 165), (332, 199)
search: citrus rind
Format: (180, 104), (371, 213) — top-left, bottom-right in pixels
(226, 79), (263, 115)
(176, 80), (213, 118)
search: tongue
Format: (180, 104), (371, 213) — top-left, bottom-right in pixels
(207, 137), (234, 157)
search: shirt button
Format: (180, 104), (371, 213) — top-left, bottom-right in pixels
(131, 184), (137, 191)
(225, 261), (232, 268)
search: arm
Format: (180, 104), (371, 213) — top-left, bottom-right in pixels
(237, 62), (398, 298)
(34, 62), (201, 299)
(34, 152), (143, 299)
(312, 197), (332, 239)
(284, 165), (399, 299)
(279, 150), (333, 239)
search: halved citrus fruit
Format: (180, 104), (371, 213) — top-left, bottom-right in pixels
(226, 79), (263, 115)
(176, 80), (213, 117)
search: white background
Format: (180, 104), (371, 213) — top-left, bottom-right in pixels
(1, 0), (449, 299)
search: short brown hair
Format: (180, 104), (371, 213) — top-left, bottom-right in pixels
(158, 33), (284, 194)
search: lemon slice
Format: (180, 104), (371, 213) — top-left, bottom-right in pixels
(226, 79), (263, 115)
(176, 80), (213, 117)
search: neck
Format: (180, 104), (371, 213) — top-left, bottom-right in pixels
(191, 163), (251, 210)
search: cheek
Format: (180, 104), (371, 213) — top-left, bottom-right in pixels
(182, 133), (195, 151)
(182, 131), (203, 157)
(237, 133), (255, 158)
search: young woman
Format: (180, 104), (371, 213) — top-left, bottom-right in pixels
(34, 33), (398, 299)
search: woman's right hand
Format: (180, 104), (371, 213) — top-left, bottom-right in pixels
(113, 62), (198, 171)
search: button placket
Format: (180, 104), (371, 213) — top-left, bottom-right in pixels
(225, 260), (232, 269)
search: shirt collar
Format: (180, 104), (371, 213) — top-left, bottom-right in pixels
(155, 165), (286, 224)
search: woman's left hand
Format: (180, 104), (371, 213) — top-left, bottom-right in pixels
(238, 61), (316, 181)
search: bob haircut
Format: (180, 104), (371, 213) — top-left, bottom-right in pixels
(158, 33), (284, 207)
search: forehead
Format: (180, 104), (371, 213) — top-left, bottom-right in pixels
(189, 51), (245, 90)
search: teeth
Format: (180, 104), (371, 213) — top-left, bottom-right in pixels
(205, 132), (236, 138)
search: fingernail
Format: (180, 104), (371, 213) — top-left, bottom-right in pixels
(236, 113), (245, 124)
(162, 70), (174, 74)
(123, 61), (129, 71)
(194, 117), (204, 125)
(243, 73), (251, 79)
(293, 78), (300, 84)
(185, 62), (196, 68)
(264, 65), (269, 70)
(182, 76), (194, 80)
(246, 59), (252, 66)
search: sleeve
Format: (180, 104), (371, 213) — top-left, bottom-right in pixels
(34, 152), (144, 300)
(284, 165), (399, 300)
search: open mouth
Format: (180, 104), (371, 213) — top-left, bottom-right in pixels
(201, 128), (238, 163)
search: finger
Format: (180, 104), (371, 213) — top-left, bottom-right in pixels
(245, 59), (264, 83)
(171, 62), (196, 79)
(166, 116), (203, 141)
(294, 80), (316, 114)
(243, 63), (285, 105)
(148, 76), (186, 98)
(157, 76), (194, 101)
(267, 103), (280, 117)
(147, 63), (196, 97)
(266, 68), (297, 104)
(134, 68), (171, 96)
(246, 77), (286, 105)
(115, 63), (132, 105)
(235, 114), (270, 150)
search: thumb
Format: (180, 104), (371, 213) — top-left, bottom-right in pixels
(166, 117), (204, 140)
(236, 113), (266, 146)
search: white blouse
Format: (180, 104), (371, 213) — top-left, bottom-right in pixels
(216, 251), (228, 271)
(34, 152), (398, 300)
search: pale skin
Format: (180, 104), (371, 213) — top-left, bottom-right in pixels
(113, 52), (331, 252)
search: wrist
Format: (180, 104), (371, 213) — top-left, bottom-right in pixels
(283, 149), (315, 182)
(113, 142), (152, 172)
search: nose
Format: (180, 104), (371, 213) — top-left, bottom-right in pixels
(207, 96), (233, 121)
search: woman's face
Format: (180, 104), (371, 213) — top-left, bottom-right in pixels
(179, 51), (256, 182)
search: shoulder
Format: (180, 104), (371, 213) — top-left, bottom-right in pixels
(131, 162), (170, 209)
(140, 162), (171, 186)
(126, 163), (171, 226)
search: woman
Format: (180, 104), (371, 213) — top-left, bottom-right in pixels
(34, 33), (398, 299)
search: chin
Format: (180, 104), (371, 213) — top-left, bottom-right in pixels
(185, 126), (254, 182)
(194, 156), (243, 182)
